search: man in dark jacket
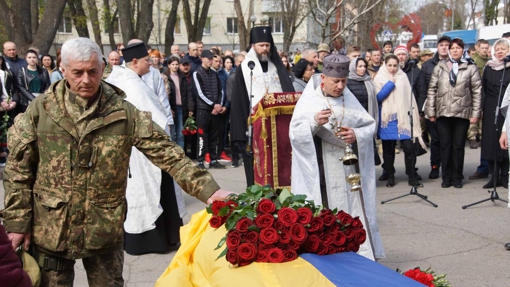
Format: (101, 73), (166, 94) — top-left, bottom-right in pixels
(192, 50), (226, 169)
(2, 42), (26, 115)
(179, 56), (198, 159)
(186, 42), (202, 74)
(421, 35), (451, 180)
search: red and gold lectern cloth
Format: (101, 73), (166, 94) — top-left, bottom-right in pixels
(251, 92), (301, 189)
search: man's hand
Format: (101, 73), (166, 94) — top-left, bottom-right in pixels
(500, 132), (508, 150)
(219, 107), (227, 114)
(214, 104), (222, 113)
(339, 127), (356, 144)
(8, 232), (31, 250)
(189, 111), (194, 117)
(470, 117), (478, 124)
(207, 189), (237, 204)
(429, 116), (436, 123)
(314, 109), (331, 126)
(211, 109), (218, 115)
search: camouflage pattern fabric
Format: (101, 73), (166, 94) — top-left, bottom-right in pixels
(467, 120), (482, 141)
(2, 80), (219, 259)
(41, 248), (123, 287)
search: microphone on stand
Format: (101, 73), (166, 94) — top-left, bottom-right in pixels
(248, 61), (256, 70)
(408, 59), (417, 66)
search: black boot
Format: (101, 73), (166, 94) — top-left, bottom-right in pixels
(483, 177), (499, 189)
(386, 173), (395, 187)
(405, 156), (422, 187)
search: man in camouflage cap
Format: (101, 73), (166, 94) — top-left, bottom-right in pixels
(1, 37), (231, 287)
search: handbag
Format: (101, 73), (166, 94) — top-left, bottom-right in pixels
(16, 248), (41, 287)
(414, 137), (427, 157)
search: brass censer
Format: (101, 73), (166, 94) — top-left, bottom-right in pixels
(335, 126), (362, 192)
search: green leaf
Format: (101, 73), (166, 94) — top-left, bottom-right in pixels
(248, 225), (260, 232)
(292, 194), (307, 203)
(247, 185), (262, 195)
(214, 235), (227, 250)
(225, 214), (238, 230)
(218, 206), (230, 216)
(206, 205), (213, 214)
(246, 209), (255, 220)
(278, 188), (292, 204)
(216, 247), (228, 260)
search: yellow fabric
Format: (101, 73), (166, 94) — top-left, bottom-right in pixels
(156, 210), (336, 287)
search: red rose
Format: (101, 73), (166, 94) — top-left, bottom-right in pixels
(320, 209), (333, 216)
(259, 243), (272, 251)
(296, 207), (313, 225)
(328, 223), (341, 234)
(290, 223), (308, 244)
(404, 269), (434, 286)
(268, 247), (285, 263)
(344, 229), (355, 239)
(351, 217), (363, 228)
(209, 215), (223, 228)
(256, 250), (269, 262)
(322, 233), (333, 246)
(259, 227), (279, 244)
(257, 198), (276, 213)
(288, 240), (300, 250)
(255, 213), (275, 229)
(211, 201), (227, 215)
(322, 214), (336, 227)
(274, 220), (285, 230)
(225, 200), (238, 208)
(244, 231), (259, 243)
(279, 229), (291, 244)
(354, 229), (367, 245)
(236, 217), (254, 233)
(337, 246), (346, 253)
(347, 242), (360, 252)
(316, 242), (328, 255)
(283, 249), (298, 262)
(327, 246), (337, 255)
(226, 249), (239, 265)
(237, 242), (257, 261)
(332, 231), (347, 246)
(305, 234), (321, 252)
(308, 217), (324, 233)
(277, 207), (298, 227)
(336, 211), (353, 225)
(226, 230), (242, 249)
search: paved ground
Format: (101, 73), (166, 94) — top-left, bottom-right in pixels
(2, 146), (510, 286)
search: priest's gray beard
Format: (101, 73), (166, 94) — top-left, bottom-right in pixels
(399, 61), (406, 69)
(257, 53), (270, 62)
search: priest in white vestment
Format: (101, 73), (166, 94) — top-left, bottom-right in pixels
(106, 42), (186, 255)
(290, 54), (385, 260)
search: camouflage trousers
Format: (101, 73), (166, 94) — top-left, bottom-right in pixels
(40, 248), (124, 287)
(467, 120), (482, 140)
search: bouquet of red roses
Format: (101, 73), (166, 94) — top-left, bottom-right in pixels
(399, 267), (450, 287)
(206, 185), (367, 267)
(182, 116), (197, 136)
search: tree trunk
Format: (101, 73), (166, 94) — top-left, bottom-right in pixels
(164, 0), (180, 55)
(280, 0), (309, 53)
(86, 0), (103, 52)
(103, 0), (118, 51)
(234, 0), (252, 51)
(68, 0), (90, 38)
(30, 0), (39, 37)
(182, 0), (213, 42)
(118, 0), (135, 44)
(0, 0), (66, 55)
(137, 0), (154, 43)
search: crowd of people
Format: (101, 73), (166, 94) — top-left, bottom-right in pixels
(2, 26), (510, 286)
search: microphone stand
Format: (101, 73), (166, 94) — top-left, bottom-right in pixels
(381, 60), (438, 207)
(246, 68), (254, 153)
(462, 59), (509, 209)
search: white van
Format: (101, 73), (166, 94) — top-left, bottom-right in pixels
(477, 24), (510, 45)
(419, 35), (438, 53)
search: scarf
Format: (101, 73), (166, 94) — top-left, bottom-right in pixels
(487, 38), (510, 71)
(348, 59), (378, 132)
(448, 50), (474, 87)
(373, 63), (425, 149)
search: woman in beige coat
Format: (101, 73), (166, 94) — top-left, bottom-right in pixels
(425, 38), (482, 188)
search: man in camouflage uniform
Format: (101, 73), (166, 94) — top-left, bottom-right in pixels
(102, 50), (121, 80)
(1, 37), (230, 287)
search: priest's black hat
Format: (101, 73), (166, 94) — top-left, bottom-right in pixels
(250, 26), (273, 44)
(122, 42), (148, 63)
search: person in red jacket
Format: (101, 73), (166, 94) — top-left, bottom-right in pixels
(0, 223), (32, 287)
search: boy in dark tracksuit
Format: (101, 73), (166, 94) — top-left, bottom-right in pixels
(192, 50), (226, 169)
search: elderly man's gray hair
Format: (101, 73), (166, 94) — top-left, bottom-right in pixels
(61, 37), (103, 68)
(302, 48), (317, 59)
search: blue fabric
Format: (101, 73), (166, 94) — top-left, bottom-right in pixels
(170, 106), (184, 149)
(376, 81), (395, 103)
(476, 157), (489, 174)
(378, 120), (411, 140)
(301, 252), (425, 287)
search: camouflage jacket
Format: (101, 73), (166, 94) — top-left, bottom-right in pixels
(2, 80), (219, 259)
(471, 52), (490, 77)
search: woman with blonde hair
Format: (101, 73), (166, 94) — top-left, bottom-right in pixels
(374, 55), (425, 187)
(480, 38), (510, 188)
